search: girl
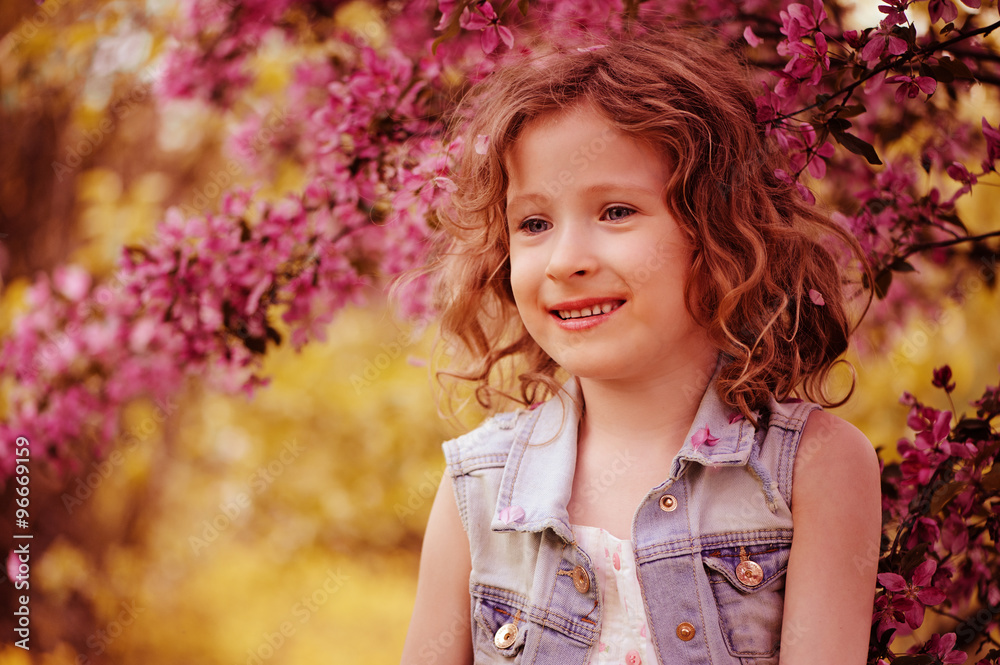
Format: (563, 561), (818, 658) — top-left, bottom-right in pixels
(402, 28), (881, 665)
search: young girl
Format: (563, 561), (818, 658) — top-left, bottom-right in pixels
(402, 28), (881, 665)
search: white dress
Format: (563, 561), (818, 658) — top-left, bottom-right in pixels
(571, 524), (660, 665)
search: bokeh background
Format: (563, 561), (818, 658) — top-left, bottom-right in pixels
(0, 1), (998, 664)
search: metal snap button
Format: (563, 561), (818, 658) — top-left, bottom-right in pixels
(659, 494), (677, 512)
(571, 565), (591, 594)
(494, 623), (518, 649)
(676, 622), (696, 641)
(736, 546), (764, 586)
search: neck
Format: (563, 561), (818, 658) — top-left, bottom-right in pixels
(576, 346), (720, 458)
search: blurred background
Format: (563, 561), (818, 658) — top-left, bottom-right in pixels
(0, 0), (998, 663)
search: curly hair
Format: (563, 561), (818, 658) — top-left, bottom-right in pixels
(430, 26), (872, 425)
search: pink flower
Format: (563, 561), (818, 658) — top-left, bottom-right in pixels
(499, 505), (525, 524)
(435, 0), (458, 31)
(878, 560), (948, 628)
(885, 74), (936, 103)
(744, 26), (762, 47)
(878, 0), (910, 26)
(928, 0), (959, 24)
(932, 365), (956, 392)
(474, 134), (490, 155)
(920, 633), (967, 664)
(861, 29), (908, 66)
(691, 426), (719, 451)
(808, 289), (826, 306)
(459, 2), (514, 54)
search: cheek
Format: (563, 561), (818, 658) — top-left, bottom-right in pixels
(507, 250), (535, 305)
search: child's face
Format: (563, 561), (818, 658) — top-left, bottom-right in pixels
(504, 103), (714, 383)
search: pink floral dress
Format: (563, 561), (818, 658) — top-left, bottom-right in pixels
(572, 524), (659, 665)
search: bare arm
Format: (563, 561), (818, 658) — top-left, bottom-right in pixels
(779, 410), (881, 665)
(400, 472), (474, 665)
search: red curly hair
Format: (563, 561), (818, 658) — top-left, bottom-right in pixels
(430, 26), (871, 425)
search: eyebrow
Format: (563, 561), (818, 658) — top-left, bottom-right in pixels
(506, 183), (664, 211)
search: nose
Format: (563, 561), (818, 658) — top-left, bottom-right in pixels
(545, 223), (597, 281)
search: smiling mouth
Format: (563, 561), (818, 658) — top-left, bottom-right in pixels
(554, 300), (624, 320)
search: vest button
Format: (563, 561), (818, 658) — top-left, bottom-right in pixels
(659, 494), (678, 512)
(494, 623), (518, 649)
(625, 649), (642, 665)
(676, 622), (696, 641)
(571, 565), (591, 593)
(736, 559), (764, 587)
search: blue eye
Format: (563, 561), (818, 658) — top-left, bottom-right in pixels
(604, 206), (635, 222)
(519, 218), (551, 234)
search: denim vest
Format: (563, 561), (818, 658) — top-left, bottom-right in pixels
(442, 357), (822, 664)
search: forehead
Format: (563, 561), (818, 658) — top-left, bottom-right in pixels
(504, 105), (669, 208)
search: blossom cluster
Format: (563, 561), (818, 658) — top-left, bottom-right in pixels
(874, 367), (1000, 664)
(1, 2), (999, 660)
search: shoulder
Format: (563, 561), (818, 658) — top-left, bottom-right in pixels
(442, 408), (531, 477)
(792, 409), (880, 510)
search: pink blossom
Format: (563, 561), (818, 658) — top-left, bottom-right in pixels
(474, 134), (490, 154)
(862, 29), (908, 66)
(459, 2), (514, 54)
(878, 0), (910, 26)
(927, 0), (959, 24)
(808, 289), (826, 305)
(744, 26), (762, 47)
(499, 505), (525, 524)
(691, 426), (719, 451)
(878, 560), (947, 628)
(885, 74), (936, 103)
(919, 633), (967, 664)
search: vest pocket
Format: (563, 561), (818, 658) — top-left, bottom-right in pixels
(702, 543), (789, 662)
(472, 588), (529, 660)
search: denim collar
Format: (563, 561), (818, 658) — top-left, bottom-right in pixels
(490, 354), (762, 541)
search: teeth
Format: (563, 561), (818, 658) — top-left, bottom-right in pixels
(557, 301), (620, 320)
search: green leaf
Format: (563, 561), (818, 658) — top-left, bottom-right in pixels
(930, 480), (966, 514)
(928, 63), (955, 83)
(889, 259), (916, 273)
(827, 117), (852, 132)
(266, 324), (282, 347)
(937, 211), (967, 231)
(837, 103), (867, 118)
(939, 56), (975, 81)
(874, 268), (893, 299)
(953, 417), (991, 441)
(893, 656), (935, 665)
(981, 464), (1000, 493)
(244, 334), (267, 355)
(834, 131), (882, 165)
